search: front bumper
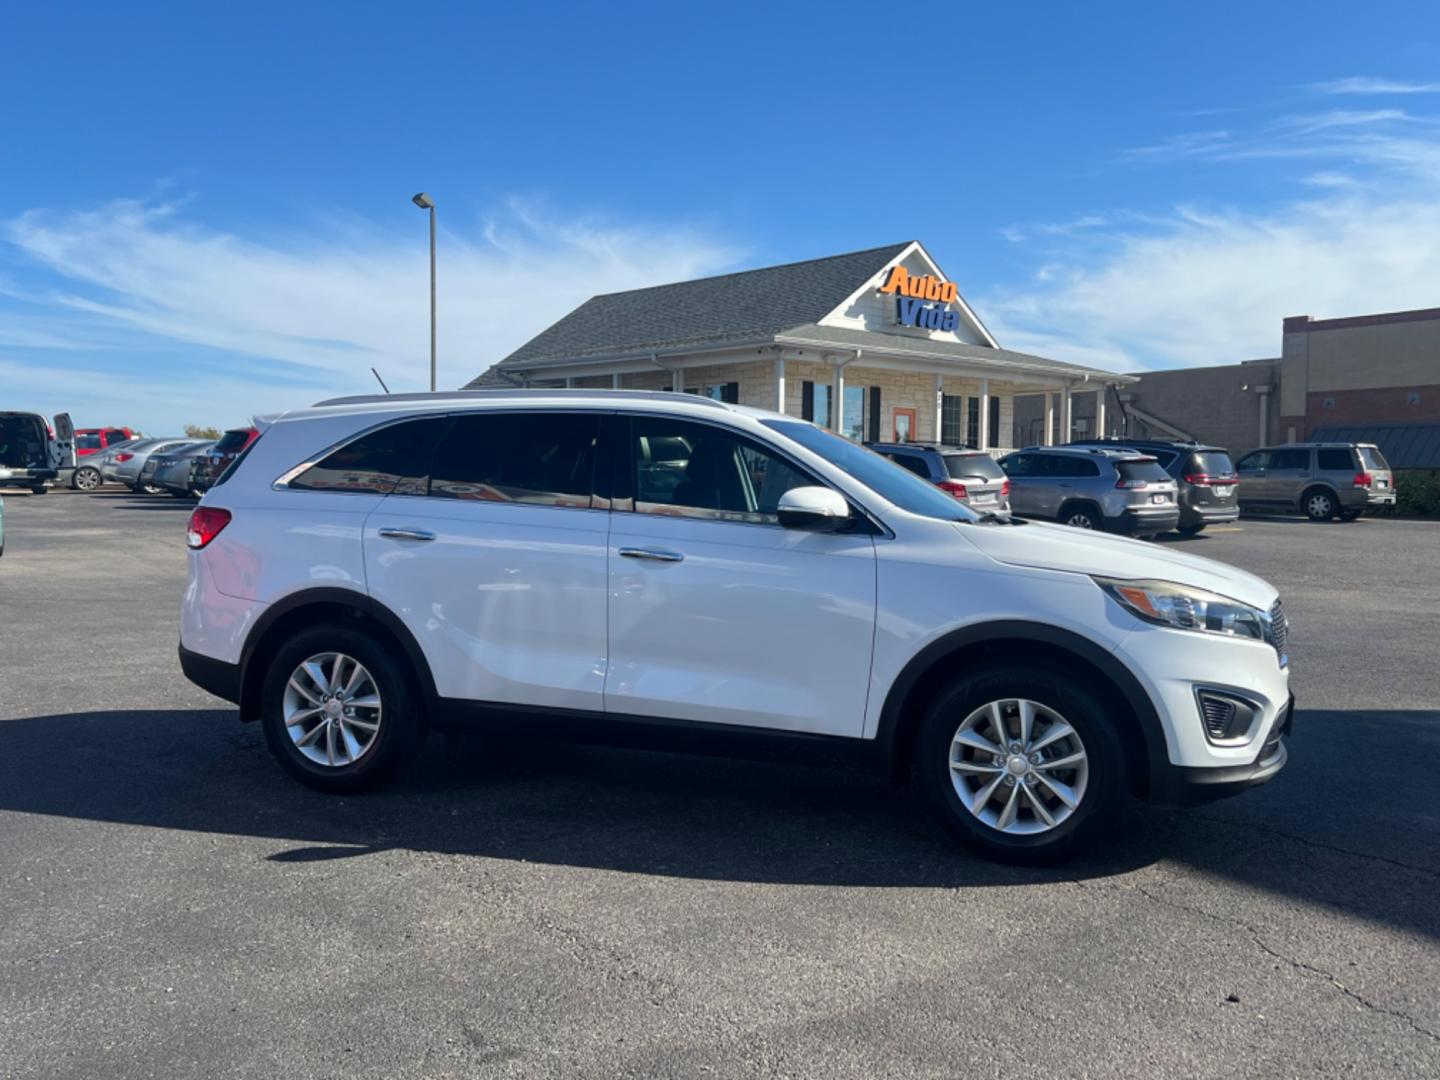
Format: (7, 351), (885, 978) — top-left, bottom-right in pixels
(1149, 694), (1293, 805)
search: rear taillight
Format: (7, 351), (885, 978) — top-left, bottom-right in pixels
(187, 507), (231, 549)
(1001, 479), (1011, 497)
(938, 480), (969, 500)
(1353, 472), (1372, 489)
(1115, 477), (1146, 489)
(115, 452), (134, 462)
(1183, 473), (1210, 485)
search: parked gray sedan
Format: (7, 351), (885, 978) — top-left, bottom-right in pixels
(147, 441), (215, 498)
(998, 446), (1180, 536)
(102, 438), (206, 492)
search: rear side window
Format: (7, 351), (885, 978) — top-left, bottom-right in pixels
(1316, 448), (1355, 471)
(430, 412), (599, 507)
(1046, 456), (1101, 478)
(290, 417), (448, 495)
(1116, 459), (1170, 483)
(1359, 446), (1390, 470)
(1189, 451), (1235, 476)
(1270, 448), (1310, 470)
(943, 454), (1003, 480)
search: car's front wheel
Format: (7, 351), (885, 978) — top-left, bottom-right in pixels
(1177, 523), (1205, 536)
(259, 624), (426, 793)
(915, 666), (1126, 864)
(1058, 505), (1102, 531)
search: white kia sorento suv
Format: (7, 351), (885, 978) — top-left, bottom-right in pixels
(180, 390), (1293, 863)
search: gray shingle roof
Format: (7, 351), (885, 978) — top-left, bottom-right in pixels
(476, 242), (912, 375)
(1310, 422), (1440, 469)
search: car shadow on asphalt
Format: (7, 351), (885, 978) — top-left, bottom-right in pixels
(0, 706), (1435, 937)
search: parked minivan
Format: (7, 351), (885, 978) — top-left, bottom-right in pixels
(1068, 439), (1239, 535)
(1235, 442), (1395, 521)
(180, 390), (1293, 863)
(0, 411), (74, 494)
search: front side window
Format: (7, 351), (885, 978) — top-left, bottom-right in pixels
(290, 416), (448, 494)
(633, 417), (814, 524)
(430, 412), (599, 507)
(999, 453), (1034, 477)
(1237, 451), (1270, 472)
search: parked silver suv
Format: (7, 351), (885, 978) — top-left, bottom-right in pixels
(999, 447), (1180, 536)
(865, 443), (1011, 514)
(1235, 442), (1395, 521)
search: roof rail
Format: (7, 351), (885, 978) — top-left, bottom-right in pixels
(309, 388), (734, 410)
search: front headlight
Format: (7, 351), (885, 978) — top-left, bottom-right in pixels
(1094, 577), (1266, 641)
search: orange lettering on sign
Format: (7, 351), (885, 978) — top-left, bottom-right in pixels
(878, 265), (960, 303)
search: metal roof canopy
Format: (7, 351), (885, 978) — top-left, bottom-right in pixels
(1309, 422), (1440, 470)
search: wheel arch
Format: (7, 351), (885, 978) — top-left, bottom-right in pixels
(237, 587), (438, 724)
(873, 621), (1166, 799)
(1299, 482), (1340, 512)
(1055, 499), (1104, 526)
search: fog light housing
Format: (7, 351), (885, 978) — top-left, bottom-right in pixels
(1195, 689), (1260, 744)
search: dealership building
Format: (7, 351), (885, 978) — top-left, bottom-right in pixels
(469, 241), (1131, 450)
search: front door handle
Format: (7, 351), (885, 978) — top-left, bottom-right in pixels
(378, 527), (436, 542)
(619, 547), (684, 563)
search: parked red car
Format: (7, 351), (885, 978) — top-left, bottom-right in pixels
(191, 426), (260, 494)
(74, 427), (138, 457)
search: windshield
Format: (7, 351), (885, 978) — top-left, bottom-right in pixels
(1116, 459), (1171, 483)
(761, 420), (978, 521)
(1359, 446), (1390, 470)
(944, 453), (1004, 481)
(1189, 451), (1235, 476)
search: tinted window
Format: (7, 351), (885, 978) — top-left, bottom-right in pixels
(943, 453), (1004, 481)
(104, 429), (129, 443)
(430, 412), (599, 507)
(1316, 448), (1354, 471)
(763, 420), (977, 522)
(1189, 451), (1235, 476)
(75, 433), (102, 450)
(634, 417), (814, 524)
(291, 417), (447, 494)
(1116, 459), (1171, 483)
(1359, 446), (1390, 470)
(1270, 448), (1310, 470)
(999, 453), (1035, 477)
(1236, 451), (1269, 471)
(1047, 455), (1101, 479)
(214, 429), (253, 453)
(888, 452), (933, 479)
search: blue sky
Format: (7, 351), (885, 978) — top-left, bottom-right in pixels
(3, 0), (1439, 432)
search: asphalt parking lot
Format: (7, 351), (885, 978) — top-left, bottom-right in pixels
(2, 488), (1438, 1079)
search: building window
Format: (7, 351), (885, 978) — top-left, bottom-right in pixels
(813, 383), (833, 429)
(941, 394), (964, 446)
(842, 386), (865, 441)
(688, 382), (739, 404)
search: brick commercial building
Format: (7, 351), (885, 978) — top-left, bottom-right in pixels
(1015, 305), (1440, 461)
(469, 242), (1131, 451)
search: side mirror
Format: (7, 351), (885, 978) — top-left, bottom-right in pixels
(777, 486), (851, 532)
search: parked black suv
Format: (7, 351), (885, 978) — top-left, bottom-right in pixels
(1068, 439), (1239, 535)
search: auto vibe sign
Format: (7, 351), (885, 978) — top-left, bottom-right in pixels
(878, 265), (961, 331)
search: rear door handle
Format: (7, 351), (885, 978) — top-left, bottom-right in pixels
(619, 547), (684, 563)
(378, 527), (436, 542)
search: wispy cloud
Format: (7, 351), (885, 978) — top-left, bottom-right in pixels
(0, 198), (740, 431)
(1312, 76), (1440, 95)
(988, 81), (1440, 371)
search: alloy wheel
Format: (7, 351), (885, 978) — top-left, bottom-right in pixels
(948, 698), (1089, 835)
(1064, 512), (1094, 529)
(282, 652), (383, 767)
(74, 467), (101, 491)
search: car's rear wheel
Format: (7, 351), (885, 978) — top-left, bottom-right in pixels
(1303, 488), (1336, 521)
(1177, 523), (1205, 536)
(915, 666), (1126, 864)
(1337, 509), (1363, 522)
(259, 624), (425, 793)
(1058, 505), (1101, 531)
(72, 466), (101, 491)
(29, 485), (46, 495)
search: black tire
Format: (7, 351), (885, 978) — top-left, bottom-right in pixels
(914, 665), (1127, 865)
(1337, 509), (1363, 522)
(1057, 504), (1102, 531)
(168, 488), (190, 498)
(1177, 523), (1205, 536)
(71, 466), (102, 491)
(1303, 487), (1336, 522)
(29, 485), (46, 495)
(259, 623), (426, 793)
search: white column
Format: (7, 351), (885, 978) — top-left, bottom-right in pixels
(978, 378), (990, 451)
(1044, 393), (1056, 445)
(611, 372), (620, 389)
(1060, 385), (1073, 444)
(775, 357), (786, 415)
(933, 374), (944, 445)
(832, 363), (845, 434)
(564, 376), (574, 388)
(1095, 387), (1107, 439)
(672, 366), (684, 394)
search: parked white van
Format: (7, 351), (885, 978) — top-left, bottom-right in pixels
(179, 390), (1293, 863)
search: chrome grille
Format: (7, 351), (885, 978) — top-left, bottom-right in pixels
(1266, 599), (1289, 663)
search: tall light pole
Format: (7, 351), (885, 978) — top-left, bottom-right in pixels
(412, 192), (436, 391)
